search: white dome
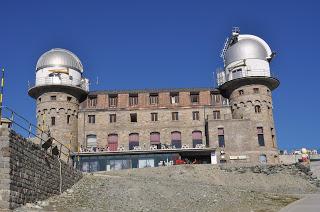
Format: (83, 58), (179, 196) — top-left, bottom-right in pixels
(224, 35), (272, 66)
(36, 48), (83, 73)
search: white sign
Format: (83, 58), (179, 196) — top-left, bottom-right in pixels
(229, 155), (247, 160)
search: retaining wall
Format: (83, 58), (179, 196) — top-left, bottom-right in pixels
(0, 125), (82, 210)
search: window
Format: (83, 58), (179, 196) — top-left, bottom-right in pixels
(257, 127), (265, 146)
(86, 134), (97, 148)
(192, 131), (202, 148)
(67, 115), (70, 124)
(129, 133), (139, 150)
(50, 96), (56, 101)
(88, 115), (95, 124)
(170, 93), (179, 104)
(238, 90), (244, 95)
(67, 96), (72, 102)
(232, 68), (242, 79)
(267, 89), (270, 95)
(255, 105), (261, 113)
(253, 88), (259, 94)
(192, 111), (200, 120)
(172, 112), (179, 121)
(149, 93), (159, 105)
(110, 114), (116, 123)
(130, 113), (137, 122)
(129, 94), (138, 106)
(171, 131), (181, 149)
(211, 94), (221, 105)
(107, 134), (118, 151)
(218, 128), (225, 147)
(88, 96), (97, 108)
(51, 117), (56, 126)
(109, 95), (118, 107)
(150, 132), (161, 149)
(213, 111), (221, 120)
(271, 128), (276, 148)
(190, 92), (199, 104)
(151, 113), (158, 121)
(38, 98), (41, 102)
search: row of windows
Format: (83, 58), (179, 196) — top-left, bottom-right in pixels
(86, 130), (205, 150)
(87, 93), (229, 108)
(87, 110), (222, 124)
(238, 88), (270, 96)
(85, 127), (272, 150)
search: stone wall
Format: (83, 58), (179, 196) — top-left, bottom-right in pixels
(0, 126), (82, 210)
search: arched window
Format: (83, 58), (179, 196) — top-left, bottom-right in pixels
(255, 105), (261, 113)
(107, 134), (118, 151)
(150, 132), (161, 149)
(171, 131), (181, 149)
(86, 134), (97, 148)
(129, 133), (139, 150)
(192, 131), (202, 148)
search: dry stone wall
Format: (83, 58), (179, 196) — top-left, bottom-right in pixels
(0, 126), (82, 210)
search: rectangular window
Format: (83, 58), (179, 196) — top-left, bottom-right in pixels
(88, 115), (95, 124)
(170, 93), (179, 104)
(190, 92), (199, 104)
(218, 128), (225, 147)
(50, 96), (56, 101)
(109, 95), (118, 107)
(130, 113), (137, 122)
(213, 111), (221, 120)
(67, 96), (72, 102)
(67, 115), (70, 124)
(51, 117), (56, 126)
(271, 127), (275, 148)
(257, 127), (265, 146)
(218, 135), (225, 148)
(110, 114), (116, 123)
(129, 94), (138, 106)
(253, 88), (259, 94)
(172, 112), (179, 121)
(151, 113), (158, 121)
(149, 93), (159, 105)
(192, 111), (199, 120)
(88, 96), (97, 107)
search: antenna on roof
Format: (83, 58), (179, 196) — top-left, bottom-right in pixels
(232, 26), (240, 36)
(96, 76), (99, 85)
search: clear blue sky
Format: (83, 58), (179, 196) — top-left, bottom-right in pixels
(0, 0), (319, 150)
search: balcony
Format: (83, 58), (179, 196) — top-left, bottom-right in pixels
(29, 76), (89, 92)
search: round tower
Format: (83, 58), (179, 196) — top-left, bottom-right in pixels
(217, 28), (280, 163)
(28, 48), (89, 151)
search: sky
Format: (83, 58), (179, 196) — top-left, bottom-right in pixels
(0, 0), (319, 150)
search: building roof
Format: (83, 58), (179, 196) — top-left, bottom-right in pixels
(88, 87), (220, 95)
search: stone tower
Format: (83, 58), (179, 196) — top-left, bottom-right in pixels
(217, 28), (280, 163)
(28, 48), (89, 151)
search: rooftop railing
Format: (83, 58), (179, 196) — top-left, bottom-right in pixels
(29, 76), (89, 91)
(0, 106), (72, 163)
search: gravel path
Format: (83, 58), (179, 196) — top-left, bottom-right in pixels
(16, 164), (319, 212)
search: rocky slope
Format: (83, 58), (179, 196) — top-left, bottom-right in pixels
(16, 164), (320, 212)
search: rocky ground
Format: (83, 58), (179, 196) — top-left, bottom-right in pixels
(16, 163), (320, 212)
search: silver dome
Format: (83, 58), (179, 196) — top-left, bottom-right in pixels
(36, 48), (83, 72)
(224, 39), (269, 66)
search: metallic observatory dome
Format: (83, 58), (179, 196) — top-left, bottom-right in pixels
(224, 38), (269, 66)
(36, 48), (83, 72)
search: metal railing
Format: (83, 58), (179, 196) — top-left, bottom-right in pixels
(0, 106), (72, 162)
(29, 76), (89, 91)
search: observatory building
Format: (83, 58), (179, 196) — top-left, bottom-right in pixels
(28, 29), (280, 172)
